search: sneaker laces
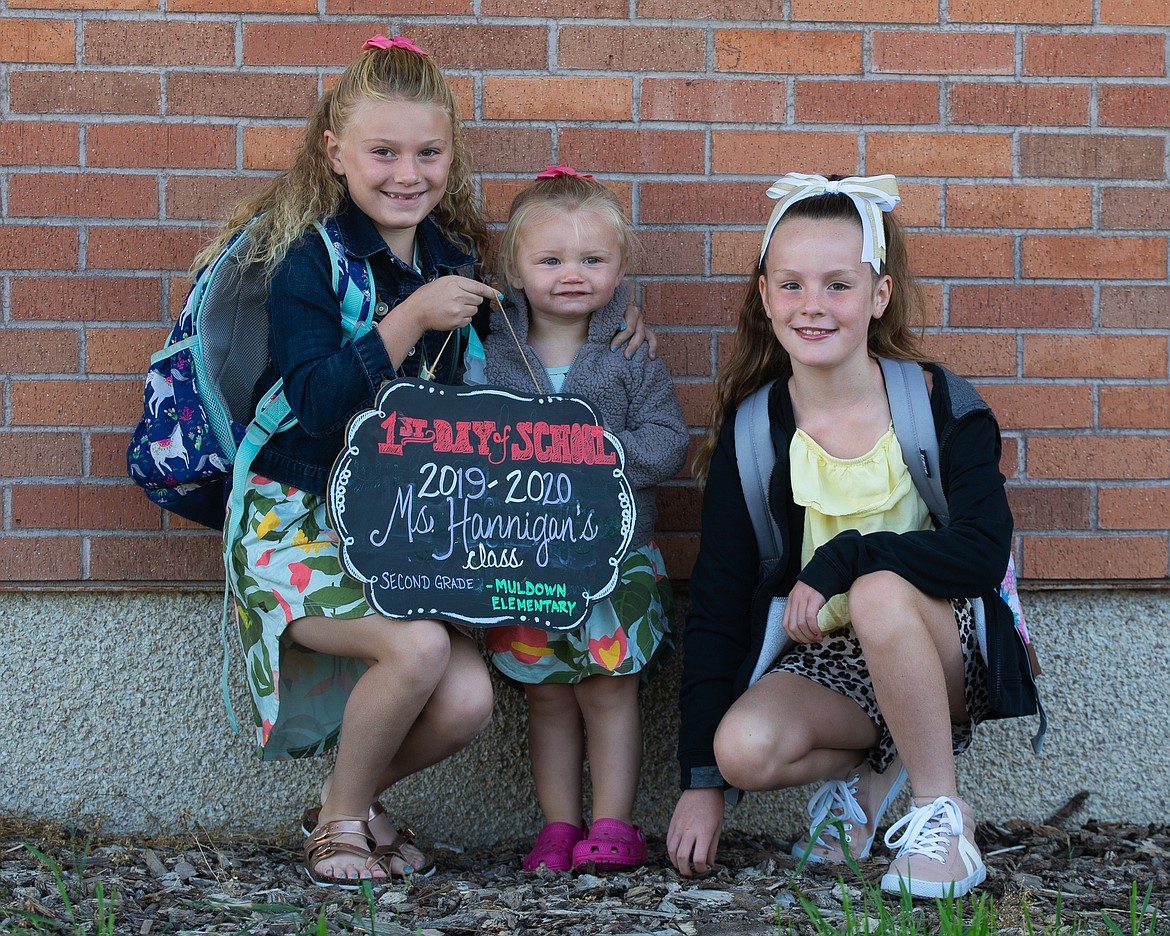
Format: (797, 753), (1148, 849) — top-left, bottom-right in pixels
(883, 796), (966, 865)
(805, 772), (867, 847)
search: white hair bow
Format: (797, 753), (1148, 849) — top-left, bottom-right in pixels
(759, 173), (901, 273)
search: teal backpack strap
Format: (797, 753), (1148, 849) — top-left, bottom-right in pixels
(219, 219), (375, 733)
(879, 357), (948, 525)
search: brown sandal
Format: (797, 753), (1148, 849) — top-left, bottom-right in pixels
(303, 818), (398, 889)
(302, 808), (434, 883)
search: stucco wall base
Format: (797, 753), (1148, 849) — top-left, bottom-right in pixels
(2, 589), (1164, 847)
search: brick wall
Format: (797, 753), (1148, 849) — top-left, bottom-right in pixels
(1, 2), (1167, 585)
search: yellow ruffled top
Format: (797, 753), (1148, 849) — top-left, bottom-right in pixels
(790, 425), (933, 634)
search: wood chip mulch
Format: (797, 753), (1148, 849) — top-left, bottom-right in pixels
(3, 795), (1168, 935)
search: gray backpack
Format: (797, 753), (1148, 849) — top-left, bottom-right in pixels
(734, 358), (1045, 753)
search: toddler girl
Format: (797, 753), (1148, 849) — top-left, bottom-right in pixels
(484, 166), (689, 873)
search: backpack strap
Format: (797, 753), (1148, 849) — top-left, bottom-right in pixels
(219, 218), (377, 733)
(734, 380), (782, 576)
(879, 357), (948, 525)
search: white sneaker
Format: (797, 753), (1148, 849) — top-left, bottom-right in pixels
(791, 758), (908, 864)
(880, 795), (986, 898)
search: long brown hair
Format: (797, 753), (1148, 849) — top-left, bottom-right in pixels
(692, 187), (926, 482)
(192, 40), (489, 277)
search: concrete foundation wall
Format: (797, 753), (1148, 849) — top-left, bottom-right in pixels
(2, 589), (1165, 847)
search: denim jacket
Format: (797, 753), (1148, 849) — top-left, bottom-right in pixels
(251, 199), (481, 494)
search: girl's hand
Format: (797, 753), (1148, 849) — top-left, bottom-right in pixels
(610, 298), (658, 360)
(667, 788), (724, 877)
(378, 276), (498, 369)
(782, 581), (828, 644)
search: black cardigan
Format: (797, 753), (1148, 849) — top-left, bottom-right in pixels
(677, 363), (1013, 790)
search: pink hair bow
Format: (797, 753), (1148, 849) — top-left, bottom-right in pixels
(535, 164), (595, 181)
(363, 34), (428, 57)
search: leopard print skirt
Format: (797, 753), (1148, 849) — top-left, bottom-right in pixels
(769, 598), (991, 774)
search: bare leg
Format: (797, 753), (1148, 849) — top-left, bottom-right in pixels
(848, 571), (967, 799)
(524, 683), (585, 826)
(714, 670), (880, 792)
(574, 674), (642, 824)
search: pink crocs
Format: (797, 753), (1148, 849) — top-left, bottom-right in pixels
(570, 818), (648, 872)
(523, 822), (585, 872)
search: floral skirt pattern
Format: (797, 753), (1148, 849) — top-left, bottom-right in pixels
(226, 474), (373, 761)
(486, 542), (673, 684)
(770, 598), (990, 774)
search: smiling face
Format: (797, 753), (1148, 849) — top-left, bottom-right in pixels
(508, 207), (627, 326)
(324, 96), (453, 260)
(758, 216), (892, 374)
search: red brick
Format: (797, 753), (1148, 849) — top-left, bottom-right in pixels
(1023, 236), (1165, 280)
(1025, 335), (1166, 379)
(655, 332), (715, 378)
(0, 431), (82, 477)
(11, 379), (142, 427)
(559, 129), (704, 175)
(1020, 134), (1164, 180)
(675, 383), (714, 428)
(1101, 187), (1170, 231)
(88, 123), (234, 170)
(1006, 485), (1090, 530)
(460, 128), (554, 174)
(1101, 0), (1170, 24)
(484, 78), (632, 121)
(1101, 287), (1170, 329)
(1028, 436), (1170, 479)
(10, 0), (152, 8)
(90, 431), (136, 477)
(950, 285), (1093, 329)
(11, 276), (163, 323)
(948, 82), (1089, 126)
(715, 29), (860, 74)
(1021, 535), (1167, 580)
(711, 131), (859, 175)
(8, 172), (157, 220)
(919, 333), (1017, 376)
(867, 133), (1012, 177)
(638, 0), (780, 15)
(9, 71), (159, 115)
(640, 281), (746, 328)
(909, 233), (1014, 278)
(0, 226), (77, 271)
(657, 533), (699, 579)
(172, 0), (313, 11)
(656, 484), (702, 531)
(1025, 35), (1164, 77)
(326, 0), (465, 13)
(481, 178), (530, 224)
(792, 0), (937, 21)
(640, 231), (705, 276)
(712, 231), (760, 275)
(85, 22), (233, 66)
(795, 80), (938, 124)
(641, 182), (764, 225)
(1099, 487), (1170, 530)
(167, 176), (268, 222)
(873, 32), (1014, 75)
(89, 533), (224, 582)
(1000, 435), (1020, 479)
(642, 79), (785, 123)
(947, 185), (1090, 230)
(87, 227), (209, 273)
(948, 0), (1090, 23)
(168, 73), (316, 119)
(1099, 86), (1170, 129)
(1100, 387), (1170, 429)
(485, 0), (622, 12)
(0, 18), (73, 63)
(0, 536), (82, 581)
(403, 23), (550, 70)
(978, 384), (1093, 429)
(0, 327), (78, 374)
(0, 121), (78, 166)
(11, 484), (161, 531)
(560, 26), (704, 71)
(242, 126), (300, 171)
(86, 327), (170, 375)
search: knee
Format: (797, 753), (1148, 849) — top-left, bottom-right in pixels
(385, 618), (452, 689)
(848, 571), (916, 642)
(713, 711), (790, 792)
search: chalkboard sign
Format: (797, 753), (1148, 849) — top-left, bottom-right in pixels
(328, 379), (636, 631)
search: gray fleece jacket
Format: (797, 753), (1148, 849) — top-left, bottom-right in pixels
(483, 282), (689, 547)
